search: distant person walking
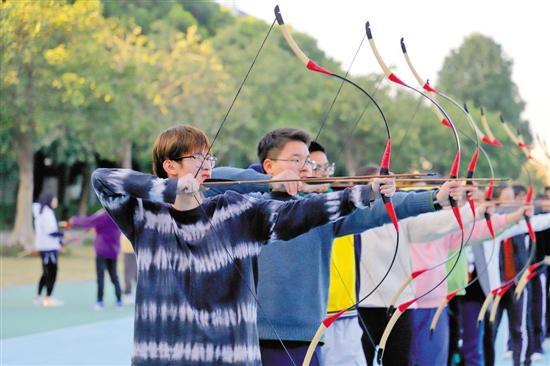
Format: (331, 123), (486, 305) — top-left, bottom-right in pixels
(33, 192), (64, 307)
(70, 209), (122, 309)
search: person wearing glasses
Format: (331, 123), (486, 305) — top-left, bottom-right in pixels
(91, 124), (398, 366)
(309, 141), (335, 178)
(223, 128), (457, 366)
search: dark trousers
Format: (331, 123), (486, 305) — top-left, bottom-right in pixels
(448, 297), (463, 366)
(483, 287), (528, 366)
(38, 250), (58, 296)
(547, 267), (550, 337)
(461, 299), (484, 366)
(358, 307), (412, 366)
(260, 341), (322, 366)
(123, 253), (137, 295)
(527, 273), (545, 355)
(96, 256), (122, 303)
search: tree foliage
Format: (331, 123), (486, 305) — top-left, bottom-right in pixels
(437, 34), (529, 138)
(0, 0), (540, 245)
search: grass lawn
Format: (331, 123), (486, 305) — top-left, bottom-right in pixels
(1, 243), (125, 288)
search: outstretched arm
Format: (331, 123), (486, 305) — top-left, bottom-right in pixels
(251, 185), (375, 242)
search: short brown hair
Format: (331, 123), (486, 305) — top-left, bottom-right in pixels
(152, 125), (210, 178)
(257, 128), (311, 164)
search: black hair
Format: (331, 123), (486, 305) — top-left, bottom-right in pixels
(512, 184), (527, 198)
(308, 141), (326, 154)
(494, 183), (510, 199)
(257, 128), (311, 164)
(37, 191), (55, 214)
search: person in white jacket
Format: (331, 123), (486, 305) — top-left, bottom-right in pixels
(356, 189), (525, 366)
(32, 192), (64, 307)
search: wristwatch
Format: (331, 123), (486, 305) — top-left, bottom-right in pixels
(432, 189), (443, 211)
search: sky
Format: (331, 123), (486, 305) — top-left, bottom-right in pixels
(218, 0), (549, 153)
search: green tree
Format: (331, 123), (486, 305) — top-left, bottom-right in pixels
(1, 0), (116, 247)
(210, 16), (345, 166)
(437, 34), (528, 136)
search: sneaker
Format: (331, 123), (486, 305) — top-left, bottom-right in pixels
(123, 294), (134, 305)
(503, 350), (513, 359)
(94, 301), (105, 311)
(530, 352), (544, 361)
(42, 297), (64, 307)
(115, 300), (123, 310)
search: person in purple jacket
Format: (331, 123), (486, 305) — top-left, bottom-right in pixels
(70, 209), (123, 309)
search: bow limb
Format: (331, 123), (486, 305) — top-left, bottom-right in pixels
(380, 298), (418, 365)
(275, 6), (397, 230)
(400, 42), (512, 330)
(274, 7), (400, 364)
(515, 257), (550, 300)
(500, 114), (522, 146)
(366, 21), (462, 229)
(400, 38), (482, 221)
(400, 40), (451, 128)
(479, 107), (503, 147)
(497, 116), (536, 243)
(366, 26), (467, 355)
(400, 41), (505, 331)
(376, 298), (416, 364)
(488, 292), (505, 323)
(514, 261), (546, 300)
(489, 281), (514, 323)
(516, 130), (532, 158)
(387, 268), (425, 316)
(477, 155), (535, 328)
(366, 23), (466, 360)
(429, 290), (460, 336)
(477, 289), (497, 326)
(301, 310), (346, 366)
(499, 115), (531, 160)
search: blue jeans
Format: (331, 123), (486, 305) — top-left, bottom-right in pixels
(409, 307), (449, 366)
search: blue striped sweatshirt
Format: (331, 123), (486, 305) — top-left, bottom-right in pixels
(92, 168), (379, 365)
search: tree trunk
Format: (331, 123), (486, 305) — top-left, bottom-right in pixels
(343, 143), (358, 176)
(55, 164), (68, 219)
(118, 140), (132, 169)
(78, 164), (91, 215)
(7, 127), (34, 248)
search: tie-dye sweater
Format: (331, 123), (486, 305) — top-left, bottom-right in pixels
(91, 168), (378, 366)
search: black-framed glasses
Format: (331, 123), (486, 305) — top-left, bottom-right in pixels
(173, 153), (217, 168)
(270, 157), (317, 170)
(313, 162), (335, 176)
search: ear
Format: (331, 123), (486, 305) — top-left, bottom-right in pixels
(162, 159), (179, 177)
(262, 159), (274, 175)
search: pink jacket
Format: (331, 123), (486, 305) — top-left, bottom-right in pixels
(410, 214), (508, 308)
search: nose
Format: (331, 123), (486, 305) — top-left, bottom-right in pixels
(300, 164), (312, 177)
